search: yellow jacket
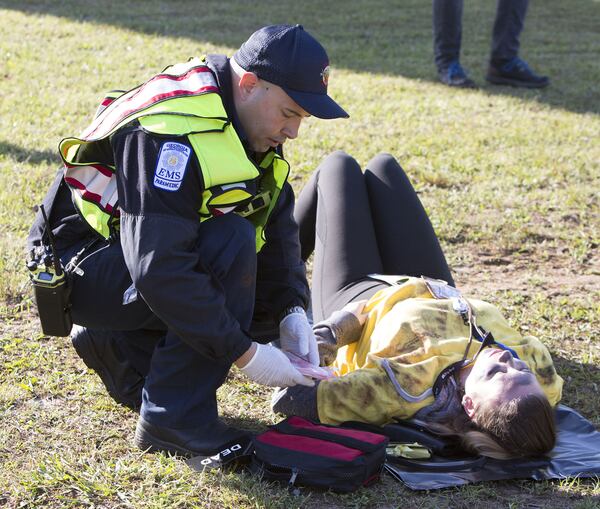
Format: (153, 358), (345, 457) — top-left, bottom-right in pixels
(317, 277), (563, 425)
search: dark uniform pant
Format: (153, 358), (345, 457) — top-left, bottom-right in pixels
(61, 214), (257, 429)
(433, 0), (529, 70)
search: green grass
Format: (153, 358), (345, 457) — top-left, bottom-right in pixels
(1, 0), (599, 507)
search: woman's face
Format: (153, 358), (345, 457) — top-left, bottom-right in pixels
(462, 347), (544, 418)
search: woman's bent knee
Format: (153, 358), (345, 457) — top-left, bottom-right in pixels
(319, 150), (361, 174)
(366, 152), (405, 174)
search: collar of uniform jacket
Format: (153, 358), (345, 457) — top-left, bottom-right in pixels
(205, 54), (246, 140)
(205, 54), (284, 161)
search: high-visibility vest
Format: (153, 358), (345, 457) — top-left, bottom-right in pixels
(59, 57), (290, 252)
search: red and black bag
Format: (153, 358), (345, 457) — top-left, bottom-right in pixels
(251, 416), (389, 493)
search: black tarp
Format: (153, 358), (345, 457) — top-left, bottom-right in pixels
(383, 405), (600, 490)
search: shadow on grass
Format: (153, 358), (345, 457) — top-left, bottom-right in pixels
(222, 414), (272, 435)
(0, 141), (60, 165)
(2, 0), (598, 115)
(554, 354), (600, 428)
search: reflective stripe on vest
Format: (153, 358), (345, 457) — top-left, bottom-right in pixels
(59, 58), (289, 251)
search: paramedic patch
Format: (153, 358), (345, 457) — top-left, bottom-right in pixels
(153, 142), (191, 191)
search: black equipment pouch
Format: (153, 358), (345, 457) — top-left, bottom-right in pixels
(28, 262), (72, 337)
(27, 204), (73, 337)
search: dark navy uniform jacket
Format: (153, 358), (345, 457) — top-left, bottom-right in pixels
(28, 54), (310, 364)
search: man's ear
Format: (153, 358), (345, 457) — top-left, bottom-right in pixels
(237, 71), (259, 100)
(462, 394), (477, 419)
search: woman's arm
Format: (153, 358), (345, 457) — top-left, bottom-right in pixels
(313, 300), (368, 365)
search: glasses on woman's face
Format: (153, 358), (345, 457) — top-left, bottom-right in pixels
(460, 327), (499, 371)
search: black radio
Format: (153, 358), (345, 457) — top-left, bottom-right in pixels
(27, 205), (73, 337)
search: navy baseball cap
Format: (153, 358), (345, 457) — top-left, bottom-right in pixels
(233, 24), (349, 119)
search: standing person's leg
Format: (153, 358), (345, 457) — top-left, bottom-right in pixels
(433, 0), (463, 71)
(486, 0), (548, 87)
(433, 0), (475, 87)
(490, 0), (529, 65)
(364, 153), (455, 286)
(294, 151), (385, 322)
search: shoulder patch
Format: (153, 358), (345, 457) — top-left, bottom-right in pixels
(153, 142), (191, 191)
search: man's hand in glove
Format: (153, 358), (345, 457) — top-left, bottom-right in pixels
(235, 342), (314, 387)
(279, 307), (320, 366)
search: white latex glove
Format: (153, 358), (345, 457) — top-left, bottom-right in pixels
(239, 343), (315, 387)
(279, 309), (320, 366)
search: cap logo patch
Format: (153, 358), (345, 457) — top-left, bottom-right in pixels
(320, 65), (330, 87)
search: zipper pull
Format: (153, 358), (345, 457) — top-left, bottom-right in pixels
(288, 468), (300, 496)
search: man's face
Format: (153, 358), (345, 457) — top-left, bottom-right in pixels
(235, 75), (310, 153)
(462, 347), (544, 416)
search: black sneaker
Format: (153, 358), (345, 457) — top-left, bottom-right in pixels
(135, 416), (253, 469)
(438, 61), (477, 88)
(486, 57), (549, 88)
(71, 325), (144, 410)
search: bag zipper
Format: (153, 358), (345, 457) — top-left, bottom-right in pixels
(259, 460), (364, 482)
(288, 467), (299, 493)
(256, 458), (384, 493)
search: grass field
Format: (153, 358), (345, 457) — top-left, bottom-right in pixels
(1, 1), (599, 507)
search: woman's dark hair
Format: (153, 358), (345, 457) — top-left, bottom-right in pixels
(413, 375), (557, 459)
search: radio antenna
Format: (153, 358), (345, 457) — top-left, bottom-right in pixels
(40, 204), (63, 277)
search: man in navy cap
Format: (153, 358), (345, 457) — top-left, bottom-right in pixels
(27, 24), (347, 462)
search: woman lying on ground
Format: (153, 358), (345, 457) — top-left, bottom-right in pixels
(273, 151), (563, 459)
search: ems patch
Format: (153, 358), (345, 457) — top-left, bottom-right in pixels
(153, 142), (191, 191)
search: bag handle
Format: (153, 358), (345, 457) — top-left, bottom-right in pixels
(272, 418), (387, 453)
(342, 419), (460, 457)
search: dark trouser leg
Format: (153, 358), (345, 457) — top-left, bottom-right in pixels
(433, 0), (463, 70)
(63, 238), (166, 331)
(364, 154), (455, 285)
(490, 0), (529, 64)
(294, 151), (385, 322)
(62, 237), (166, 408)
(141, 214), (256, 429)
(64, 214), (256, 437)
(70, 326), (162, 409)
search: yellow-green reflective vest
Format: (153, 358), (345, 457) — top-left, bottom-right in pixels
(59, 57), (290, 252)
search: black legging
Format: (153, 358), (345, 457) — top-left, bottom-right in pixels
(294, 151), (454, 322)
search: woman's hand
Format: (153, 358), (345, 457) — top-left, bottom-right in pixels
(341, 299), (369, 325)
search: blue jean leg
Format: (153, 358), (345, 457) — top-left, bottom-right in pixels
(433, 0), (463, 70)
(491, 0), (529, 63)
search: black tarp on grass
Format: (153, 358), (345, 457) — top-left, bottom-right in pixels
(384, 405), (600, 490)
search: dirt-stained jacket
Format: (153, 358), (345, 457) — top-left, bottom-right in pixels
(316, 277), (563, 425)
